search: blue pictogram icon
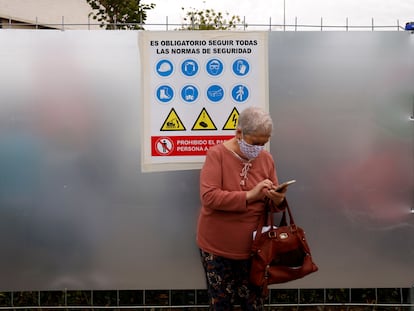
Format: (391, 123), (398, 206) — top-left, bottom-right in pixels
(207, 85), (224, 103)
(181, 85), (199, 103)
(156, 85), (174, 103)
(156, 59), (174, 77)
(181, 59), (199, 77)
(206, 58), (224, 76)
(232, 59), (250, 76)
(231, 84), (249, 103)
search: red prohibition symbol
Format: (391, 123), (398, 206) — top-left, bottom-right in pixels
(155, 137), (174, 155)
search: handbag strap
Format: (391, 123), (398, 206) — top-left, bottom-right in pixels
(252, 198), (297, 245)
(265, 197), (295, 224)
(277, 199), (296, 227)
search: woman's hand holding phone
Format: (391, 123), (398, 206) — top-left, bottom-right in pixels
(266, 180), (296, 206)
(272, 179), (296, 192)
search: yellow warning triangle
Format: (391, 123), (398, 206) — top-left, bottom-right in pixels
(192, 108), (217, 130)
(222, 107), (239, 130)
(160, 108), (186, 131)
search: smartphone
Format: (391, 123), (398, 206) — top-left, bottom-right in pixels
(273, 179), (296, 192)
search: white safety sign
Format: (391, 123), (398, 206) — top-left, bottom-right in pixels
(139, 31), (269, 172)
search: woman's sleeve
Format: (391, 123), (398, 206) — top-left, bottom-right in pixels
(268, 155), (287, 212)
(268, 152), (279, 185)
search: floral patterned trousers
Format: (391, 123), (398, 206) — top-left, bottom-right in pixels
(200, 249), (264, 311)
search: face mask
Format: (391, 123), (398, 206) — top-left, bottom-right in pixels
(238, 138), (264, 160)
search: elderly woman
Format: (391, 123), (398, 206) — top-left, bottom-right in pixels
(196, 106), (287, 311)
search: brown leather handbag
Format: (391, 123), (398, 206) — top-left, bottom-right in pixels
(250, 199), (318, 296)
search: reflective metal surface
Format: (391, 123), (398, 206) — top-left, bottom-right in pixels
(269, 32), (414, 288)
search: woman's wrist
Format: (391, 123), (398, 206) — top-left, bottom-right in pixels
(245, 190), (252, 202)
(246, 190), (259, 203)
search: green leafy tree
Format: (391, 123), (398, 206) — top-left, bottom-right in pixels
(86, 0), (155, 30)
(180, 7), (244, 30)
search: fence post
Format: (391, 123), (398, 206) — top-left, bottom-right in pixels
(410, 285), (414, 311)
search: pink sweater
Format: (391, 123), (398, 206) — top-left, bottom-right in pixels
(196, 143), (279, 260)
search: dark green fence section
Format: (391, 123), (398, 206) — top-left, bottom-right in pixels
(0, 288), (412, 309)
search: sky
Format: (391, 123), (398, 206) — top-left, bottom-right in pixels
(145, 0), (414, 30)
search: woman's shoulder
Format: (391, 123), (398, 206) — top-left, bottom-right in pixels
(258, 149), (275, 164)
(206, 142), (226, 156)
(261, 149), (273, 159)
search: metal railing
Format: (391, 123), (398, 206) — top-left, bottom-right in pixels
(0, 288), (413, 310)
(0, 16), (410, 31)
